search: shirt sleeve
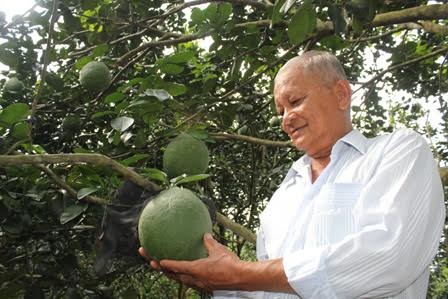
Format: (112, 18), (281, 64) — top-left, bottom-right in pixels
(282, 129), (446, 298)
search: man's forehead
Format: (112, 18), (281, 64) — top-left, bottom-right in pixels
(274, 67), (313, 91)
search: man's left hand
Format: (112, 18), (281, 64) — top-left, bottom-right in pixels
(138, 233), (244, 293)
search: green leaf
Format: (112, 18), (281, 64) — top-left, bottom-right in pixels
(92, 43), (109, 57)
(91, 110), (116, 119)
(159, 64), (184, 75)
(12, 122), (30, 139)
(272, 0), (287, 25)
(190, 8), (205, 25)
(141, 168), (167, 184)
(173, 174), (211, 185)
(141, 89), (172, 101)
(351, 17), (364, 35)
(158, 82), (187, 97)
(328, 4), (347, 35)
(280, 0), (295, 14)
(287, 2), (316, 45)
(111, 116), (134, 132)
(0, 103), (30, 126)
(163, 51), (195, 64)
(105, 92), (125, 104)
(320, 35), (346, 51)
(204, 3), (218, 22)
(81, 0), (99, 10)
(60, 203), (88, 224)
(120, 154), (150, 166)
(0, 47), (19, 67)
(75, 56), (92, 70)
(77, 187), (100, 199)
(218, 3), (233, 21)
(45, 72), (64, 91)
(21, 143), (47, 154)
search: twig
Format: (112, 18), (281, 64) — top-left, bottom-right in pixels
(354, 46), (448, 94)
(116, 31), (211, 65)
(134, 0), (269, 25)
(346, 26), (405, 43)
(3, 139), (28, 155)
(35, 164), (107, 205)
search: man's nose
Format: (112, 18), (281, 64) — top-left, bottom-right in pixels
(282, 108), (296, 129)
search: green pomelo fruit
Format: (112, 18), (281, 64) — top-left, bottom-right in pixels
(163, 133), (209, 179)
(62, 116), (82, 132)
(79, 61), (111, 92)
(237, 125), (248, 135)
(3, 77), (25, 94)
(138, 187), (213, 261)
(269, 116), (281, 127)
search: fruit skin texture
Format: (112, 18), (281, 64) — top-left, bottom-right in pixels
(79, 61), (111, 92)
(163, 133), (209, 179)
(3, 77), (25, 94)
(138, 187), (213, 261)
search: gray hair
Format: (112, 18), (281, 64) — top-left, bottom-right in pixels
(275, 50), (347, 86)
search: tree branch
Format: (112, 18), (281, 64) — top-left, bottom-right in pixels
(211, 133), (292, 147)
(0, 153), (258, 243)
(371, 4), (448, 27)
(216, 213), (256, 244)
(0, 153), (162, 192)
(403, 21), (448, 35)
(30, 0), (59, 136)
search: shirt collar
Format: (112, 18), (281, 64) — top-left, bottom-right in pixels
(337, 129), (368, 155)
(289, 129), (367, 175)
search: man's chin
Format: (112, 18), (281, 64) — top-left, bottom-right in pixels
(291, 138), (306, 151)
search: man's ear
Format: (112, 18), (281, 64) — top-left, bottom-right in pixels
(334, 80), (352, 111)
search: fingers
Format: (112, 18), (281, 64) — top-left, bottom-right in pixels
(138, 247), (149, 260)
(203, 233), (219, 254)
(138, 247), (162, 271)
(159, 259), (191, 274)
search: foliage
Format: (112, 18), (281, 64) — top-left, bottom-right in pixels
(0, 0), (447, 298)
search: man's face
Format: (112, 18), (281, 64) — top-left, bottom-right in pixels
(274, 68), (345, 157)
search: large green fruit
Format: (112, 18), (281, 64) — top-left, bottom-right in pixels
(79, 61), (111, 92)
(138, 187), (213, 261)
(3, 77), (25, 94)
(163, 133), (209, 179)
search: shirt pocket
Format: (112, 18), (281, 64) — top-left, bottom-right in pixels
(304, 183), (363, 248)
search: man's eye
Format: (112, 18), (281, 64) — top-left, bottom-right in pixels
(291, 96), (306, 106)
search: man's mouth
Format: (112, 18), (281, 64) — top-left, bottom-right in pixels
(290, 125), (307, 139)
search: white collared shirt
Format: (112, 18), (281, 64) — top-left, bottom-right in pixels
(214, 129), (445, 299)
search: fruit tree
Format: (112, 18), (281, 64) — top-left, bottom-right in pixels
(0, 0), (447, 298)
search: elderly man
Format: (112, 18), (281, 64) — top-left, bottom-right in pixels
(140, 50), (445, 298)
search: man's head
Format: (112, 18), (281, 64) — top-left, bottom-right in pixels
(273, 50), (353, 158)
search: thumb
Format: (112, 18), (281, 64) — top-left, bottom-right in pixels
(203, 233), (218, 253)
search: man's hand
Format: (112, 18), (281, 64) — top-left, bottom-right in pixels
(138, 233), (244, 292)
(139, 233), (295, 294)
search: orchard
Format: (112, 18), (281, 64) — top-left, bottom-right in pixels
(0, 1), (447, 298)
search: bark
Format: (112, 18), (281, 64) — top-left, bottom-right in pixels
(372, 4), (448, 27)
